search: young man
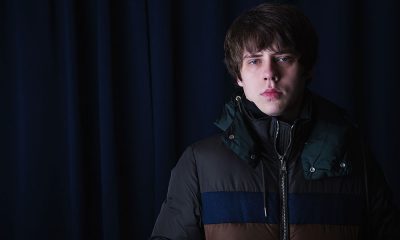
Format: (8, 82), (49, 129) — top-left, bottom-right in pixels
(151, 3), (400, 240)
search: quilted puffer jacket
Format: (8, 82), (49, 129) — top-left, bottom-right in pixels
(151, 92), (400, 240)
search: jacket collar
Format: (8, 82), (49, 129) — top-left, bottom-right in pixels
(214, 93), (258, 167)
(214, 90), (313, 167)
(215, 90), (353, 180)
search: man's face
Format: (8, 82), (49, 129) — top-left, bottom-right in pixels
(237, 47), (307, 121)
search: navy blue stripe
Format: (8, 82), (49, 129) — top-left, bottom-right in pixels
(201, 192), (265, 224)
(288, 193), (363, 224)
(201, 192), (363, 225)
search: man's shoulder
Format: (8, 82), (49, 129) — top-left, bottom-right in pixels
(183, 133), (238, 163)
(174, 134), (225, 171)
(190, 133), (225, 153)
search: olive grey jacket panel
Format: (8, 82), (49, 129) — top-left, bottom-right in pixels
(151, 134), (400, 240)
(151, 93), (400, 240)
(151, 146), (204, 240)
(193, 135), (264, 193)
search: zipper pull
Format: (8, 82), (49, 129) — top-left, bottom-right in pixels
(281, 162), (286, 171)
(264, 207), (268, 219)
(279, 156), (286, 171)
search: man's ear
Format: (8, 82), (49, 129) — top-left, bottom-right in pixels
(236, 78), (243, 87)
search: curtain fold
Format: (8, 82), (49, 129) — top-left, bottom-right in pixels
(1, 0), (399, 239)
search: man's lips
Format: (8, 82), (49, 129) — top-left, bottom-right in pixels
(261, 89), (282, 98)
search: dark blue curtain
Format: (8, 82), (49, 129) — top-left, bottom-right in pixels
(1, 0), (399, 239)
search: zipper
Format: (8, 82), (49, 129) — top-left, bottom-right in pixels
(274, 120), (296, 240)
(279, 155), (289, 240)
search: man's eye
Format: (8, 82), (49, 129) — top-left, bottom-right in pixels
(275, 56), (293, 63)
(248, 59), (260, 65)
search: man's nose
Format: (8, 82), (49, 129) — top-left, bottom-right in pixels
(263, 60), (279, 82)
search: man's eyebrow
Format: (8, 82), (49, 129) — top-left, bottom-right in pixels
(270, 50), (295, 55)
(243, 53), (263, 58)
(243, 50), (297, 58)
(270, 49), (298, 55)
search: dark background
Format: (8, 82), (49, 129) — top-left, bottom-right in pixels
(1, 0), (399, 239)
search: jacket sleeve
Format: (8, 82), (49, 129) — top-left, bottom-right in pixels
(363, 147), (400, 239)
(150, 145), (204, 240)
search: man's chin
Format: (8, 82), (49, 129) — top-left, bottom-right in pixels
(258, 107), (283, 117)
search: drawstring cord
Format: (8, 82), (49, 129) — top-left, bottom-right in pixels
(261, 160), (268, 220)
